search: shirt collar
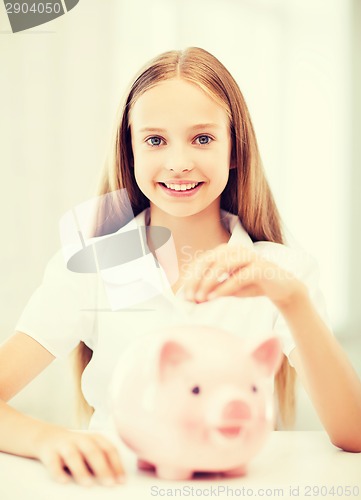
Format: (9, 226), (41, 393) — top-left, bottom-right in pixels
(219, 209), (254, 248)
(133, 207), (253, 249)
(100, 208), (254, 307)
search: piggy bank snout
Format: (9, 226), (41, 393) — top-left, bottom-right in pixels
(206, 385), (256, 427)
(222, 400), (251, 421)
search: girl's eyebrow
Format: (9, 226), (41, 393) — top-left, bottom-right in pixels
(138, 123), (221, 133)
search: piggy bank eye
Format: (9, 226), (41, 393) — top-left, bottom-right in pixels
(191, 386), (201, 395)
(251, 385), (258, 393)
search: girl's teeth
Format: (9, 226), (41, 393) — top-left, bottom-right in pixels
(164, 182), (198, 191)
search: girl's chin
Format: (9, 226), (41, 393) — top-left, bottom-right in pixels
(150, 202), (222, 220)
(153, 205), (202, 218)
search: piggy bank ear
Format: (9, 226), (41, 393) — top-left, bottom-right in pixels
(251, 337), (283, 376)
(158, 341), (191, 382)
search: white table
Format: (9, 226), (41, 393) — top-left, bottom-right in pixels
(0, 431), (360, 500)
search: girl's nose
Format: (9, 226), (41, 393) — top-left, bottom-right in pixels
(164, 147), (194, 173)
(168, 165), (192, 173)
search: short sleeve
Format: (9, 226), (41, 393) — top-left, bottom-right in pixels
(15, 249), (96, 360)
(253, 241), (333, 364)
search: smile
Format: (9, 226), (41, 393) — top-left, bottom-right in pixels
(158, 181), (204, 197)
(163, 182), (199, 191)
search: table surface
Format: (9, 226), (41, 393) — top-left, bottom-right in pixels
(0, 431), (360, 500)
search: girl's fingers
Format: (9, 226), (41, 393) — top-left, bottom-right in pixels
(192, 267), (231, 302)
(69, 434), (125, 486)
(60, 447), (96, 486)
(206, 263), (260, 300)
(190, 261), (221, 302)
(43, 453), (72, 484)
(184, 246), (228, 300)
(74, 442), (117, 486)
(185, 245), (255, 302)
(37, 429), (125, 487)
(91, 435), (125, 483)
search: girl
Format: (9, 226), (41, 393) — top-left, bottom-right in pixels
(0, 47), (360, 487)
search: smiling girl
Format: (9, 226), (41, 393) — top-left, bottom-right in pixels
(0, 47), (360, 487)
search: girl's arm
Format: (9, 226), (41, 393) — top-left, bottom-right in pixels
(184, 244), (361, 451)
(0, 332), (125, 485)
(278, 288), (361, 453)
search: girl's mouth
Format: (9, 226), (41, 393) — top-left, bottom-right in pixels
(158, 181), (204, 197)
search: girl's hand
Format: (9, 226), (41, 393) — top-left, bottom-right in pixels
(35, 425), (125, 486)
(183, 243), (307, 309)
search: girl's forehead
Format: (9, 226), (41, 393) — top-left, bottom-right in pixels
(129, 78), (229, 131)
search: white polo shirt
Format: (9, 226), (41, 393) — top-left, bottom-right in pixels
(15, 209), (331, 430)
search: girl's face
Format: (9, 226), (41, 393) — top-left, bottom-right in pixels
(129, 78), (232, 219)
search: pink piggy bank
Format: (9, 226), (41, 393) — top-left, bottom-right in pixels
(109, 325), (283, 480)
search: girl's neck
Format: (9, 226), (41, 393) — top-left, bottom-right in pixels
(147, 203), (230, 264)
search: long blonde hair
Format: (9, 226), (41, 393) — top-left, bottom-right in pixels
(73, 47), (296, 427)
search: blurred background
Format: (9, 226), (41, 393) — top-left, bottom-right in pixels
(0, 0), (360, 430)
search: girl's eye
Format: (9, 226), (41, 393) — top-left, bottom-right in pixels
(146, 136), (163, 147)
(195, 135), (212, 145)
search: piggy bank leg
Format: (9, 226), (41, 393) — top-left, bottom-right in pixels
(222, 465), (247, 478)
(156, 465), (193, 480)
(137, 459), (156, 471)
